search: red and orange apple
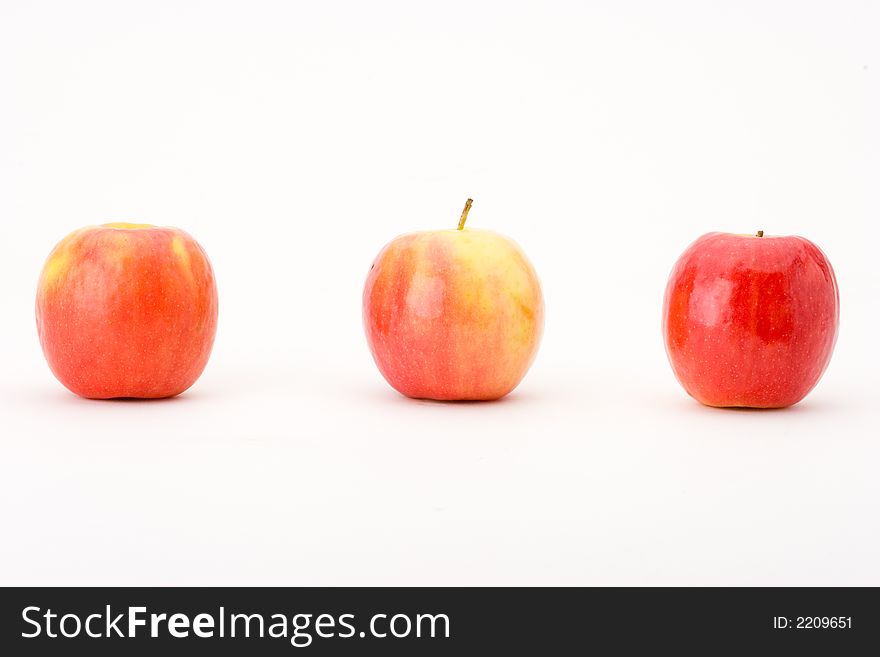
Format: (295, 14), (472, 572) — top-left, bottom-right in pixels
(36, 223), (218, 399)
(662, 231), (839, 408)
(363, 200), (544, 401)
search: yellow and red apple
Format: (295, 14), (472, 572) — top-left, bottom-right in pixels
(662, 231), (839, 408)
(363, 200), (544, 401)
(36, 223), (218, 399)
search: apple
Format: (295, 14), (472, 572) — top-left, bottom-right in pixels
(36, 223), (218, 399)
(662, 231), (839, 408)
(363, 199), (544, 400)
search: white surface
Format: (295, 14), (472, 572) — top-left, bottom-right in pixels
(0, 0), (877, 586)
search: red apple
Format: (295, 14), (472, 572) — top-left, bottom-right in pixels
(363, 200), (544, 400)
(662, 231), (839, 408)
(36, 223), (218, 399)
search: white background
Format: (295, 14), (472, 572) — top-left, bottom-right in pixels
(1, 0), (877, 585)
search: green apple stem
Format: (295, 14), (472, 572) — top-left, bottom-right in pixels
(757, 230), (764, 237)
(457, 198), (474, 230)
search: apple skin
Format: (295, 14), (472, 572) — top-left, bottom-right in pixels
(36, 223), (218, 399)
(662, 232), (839, 408)
(363, 228), (544, 401)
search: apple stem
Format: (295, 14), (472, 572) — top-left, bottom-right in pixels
(757, 230), (764, 237)
(457, 198), (473, 230)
